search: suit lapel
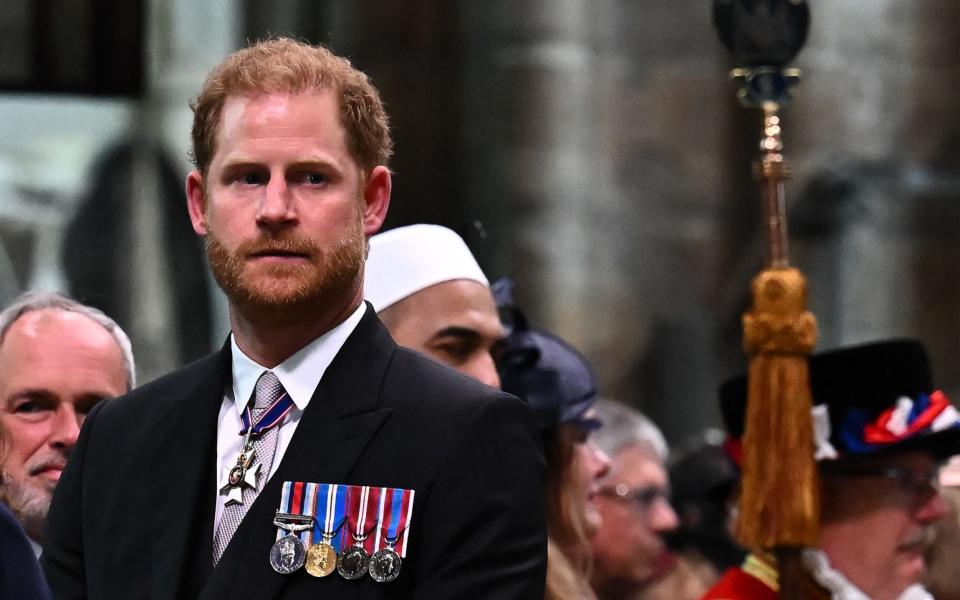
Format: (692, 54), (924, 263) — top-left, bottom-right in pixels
(201, 308), (396, 599)
(149, 345), (232, 600)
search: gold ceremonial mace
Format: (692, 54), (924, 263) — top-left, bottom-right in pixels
(712, 2), (818, 599)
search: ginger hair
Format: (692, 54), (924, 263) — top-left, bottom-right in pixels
(190, 37), (392, 177)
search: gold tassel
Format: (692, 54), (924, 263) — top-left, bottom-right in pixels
(737, 267), (820, 549)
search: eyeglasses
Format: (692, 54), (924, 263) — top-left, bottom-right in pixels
(598, 483), (671, 512)
(825, 466), (940, 506)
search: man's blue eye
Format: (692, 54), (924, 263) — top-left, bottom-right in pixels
(306, 173), (325, 185)
(243, 173), (262, 185)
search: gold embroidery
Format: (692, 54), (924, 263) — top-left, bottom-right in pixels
(742, 553), (779, 592)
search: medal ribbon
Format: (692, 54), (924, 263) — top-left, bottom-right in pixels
(300, 482), (318, 545)
(239, 389), (295, 437)
(398, 488), (415, 557)
(310, 484), (348, 552)
(332, 485), (348, 552)
(357, 486), (370, 541)
(343, 485), (380, 551)
(310, 483), (330, 547)
(343, 485), (359, 549)
(361, 487), (383, 554)
(373, 487), (415, 557)
(276, 481), (312, 542)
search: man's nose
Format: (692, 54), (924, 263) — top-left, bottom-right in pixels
(256, 177), (297, 227)
(649, 497), (680, 533)
(917, 489), (950, 523)
(49, 405), (82, 450)
(470, 352), (501, 390)
(588, 442), (612, 480)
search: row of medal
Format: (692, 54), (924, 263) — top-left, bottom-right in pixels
(269, 481), (415, 584)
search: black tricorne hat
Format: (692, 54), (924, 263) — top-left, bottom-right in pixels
(720, 339), (960, 462)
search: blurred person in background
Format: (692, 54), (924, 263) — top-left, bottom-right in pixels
(588, 399), (679, 600)
(705, 340), (958, 600)
(497, 291), (611, 600)
(365, 224), (503, 388)
(0, 292), (132, 554)
(643, 430), (744, 600)
(923, 455), (960, 600)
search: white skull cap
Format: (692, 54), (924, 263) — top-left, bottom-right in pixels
(364, 224), (489, 312)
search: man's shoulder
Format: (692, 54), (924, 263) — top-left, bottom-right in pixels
(369, 349), (540, 471)
(384, 347), (522, 413)
(701, 553), (832, 600)
(702, 565), (778, 600)
(94, 349), (227, 425)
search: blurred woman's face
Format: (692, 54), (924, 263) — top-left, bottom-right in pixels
(570, 415), (612, 537)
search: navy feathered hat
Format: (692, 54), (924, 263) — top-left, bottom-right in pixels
(720, 339), (960, 462)
(493, 279), (601, 432)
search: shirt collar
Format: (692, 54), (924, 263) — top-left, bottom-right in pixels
(230, 303), (366, 413)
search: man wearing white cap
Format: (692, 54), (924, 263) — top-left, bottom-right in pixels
(365, 224), (504, 388)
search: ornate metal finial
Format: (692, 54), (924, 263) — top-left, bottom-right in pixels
(713, 0), (809, 66)
(713, 0), (809, 107)
(713, 0), (810, 268)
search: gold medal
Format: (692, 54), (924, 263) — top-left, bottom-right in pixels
(305, 541), (338, 577)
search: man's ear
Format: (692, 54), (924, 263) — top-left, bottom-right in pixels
(186, 170), (209, 236)
(361, 166), (391, 236)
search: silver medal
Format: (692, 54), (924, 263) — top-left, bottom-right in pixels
(269, 534), (307, 574)
(368, 546), (402, 583)
(336, 545), (370, 580)
(220, 427), (260, 506)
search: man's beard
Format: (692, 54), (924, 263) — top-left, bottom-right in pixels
(1, 469), (55, 543)
(205, 216), (367, 327)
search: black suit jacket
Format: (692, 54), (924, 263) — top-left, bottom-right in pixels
(42, 308), (547, 599)
(0, 502), (51, 599)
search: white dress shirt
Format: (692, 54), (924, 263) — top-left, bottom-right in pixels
(213, 304), (366, 529)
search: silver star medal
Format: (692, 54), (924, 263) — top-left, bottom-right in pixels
(221, 445), (260, 506)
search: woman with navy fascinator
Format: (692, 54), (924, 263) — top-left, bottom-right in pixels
(494, 280), (611, 600)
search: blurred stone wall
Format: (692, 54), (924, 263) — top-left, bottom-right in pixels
(0, 0), (237, 383)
